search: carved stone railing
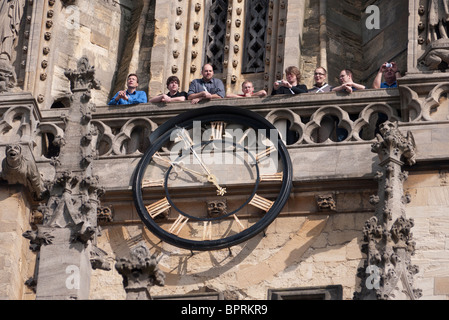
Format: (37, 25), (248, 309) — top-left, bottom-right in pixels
(2, 76), (449, 191)
(36, 88), (401, 157)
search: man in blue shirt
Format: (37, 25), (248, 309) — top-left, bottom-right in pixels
(372, 62), (401, 89)
(187, 64), (225, 104)
(108, 74), (148, 105)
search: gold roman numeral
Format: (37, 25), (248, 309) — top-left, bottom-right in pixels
(169, 215), (189, 235)
(260, 172), (283, 182)
(233, 214), (245, 231)
(237, 128), (254, 145)
(145, 197), (171, 218)
(256, 146), (276, 163)
(202, 221), (212, 240)
(210, 121), (225, 140)
(249, 194), (274, 212)
(177, 128), (194, 148)
(142, 178), (164, 188)
(152, 152), (172, 167)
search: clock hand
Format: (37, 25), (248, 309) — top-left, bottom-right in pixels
(191, 149), (227, 196)
(153, 152), (225, 195)
(153, 153), (207, 178)
(176, 129), (226, 196)
(207, 174), (227, 196)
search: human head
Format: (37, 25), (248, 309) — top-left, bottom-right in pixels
(201, 64), (214, 81)
(285, 66), (301, 84)
(314, 67), (327, 86)
(127, 74), (139, 88)
(241, 81), (254, 94)
(166, 75), (180, 89)
(338, 69), (353, 84)
(166, 75), (180, 87)
(383, 66), (397, 84)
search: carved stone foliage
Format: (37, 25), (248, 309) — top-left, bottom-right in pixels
(115, 244), (165, 300)
(64, 56), (101, 96)
(355, 121), (421, 300)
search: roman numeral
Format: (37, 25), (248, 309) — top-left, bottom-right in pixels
(145, 197), (171, 218)
(169, 215), (189, 235)
(249, 194), (274, 212)
(237, 128), (254, 146)
(260, 172), (283, 182)
(177, 128), (194, 147)
(202, 221), (212, 240)
(142, 178), (164, 188)
(210, 121), (225, 140)
(152, 152), (172, 167)
(256, 146), (276, 163)
(233, 214), (245, 231)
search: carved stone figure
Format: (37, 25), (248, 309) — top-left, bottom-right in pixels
(316, 194), (336, 211)
(418, 39), (449, 69)
(115, 244), (165, 300)
(0, 0), (26, 62)
(427, 0), (449, 43)
(1, 144), (46, 199)
(207, 199), (227, 217)
(418, 0), (449, 69)
(0, 60), (16, 93)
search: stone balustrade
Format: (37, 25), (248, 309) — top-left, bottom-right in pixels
(1, 80), (449, 191)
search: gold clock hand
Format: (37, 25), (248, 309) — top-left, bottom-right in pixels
(176, 129), (226, 195)
(153, 153), (207, 178)
(207, 174), (227, 196)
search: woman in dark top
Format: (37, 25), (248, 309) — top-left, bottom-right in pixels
(271, 66), (308, 96)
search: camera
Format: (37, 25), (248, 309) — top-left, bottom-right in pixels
(385, 63), (393, 68)
(276, 80), (282, 84)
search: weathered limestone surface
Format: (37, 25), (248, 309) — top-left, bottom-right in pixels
(1, 0), (449, 301)
(0, 185), (35, 300)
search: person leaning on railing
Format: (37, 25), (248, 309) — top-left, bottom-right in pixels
(108, 73), (148, 105)
(271, 66), (308, 96)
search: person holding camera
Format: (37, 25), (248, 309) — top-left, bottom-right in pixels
(372, 62), (401, 89)
(271, 66), (308, 96)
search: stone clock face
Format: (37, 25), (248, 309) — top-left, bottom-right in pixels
(132, 106), (292, 251)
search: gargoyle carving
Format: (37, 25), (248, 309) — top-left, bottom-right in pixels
(115, 244), (165, 300)
(1, 144), (46, 199)
(316, 194), (337, 211)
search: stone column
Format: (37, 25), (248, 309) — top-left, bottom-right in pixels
(115, 244), (165, 300)
(355, 121), (422, 300)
